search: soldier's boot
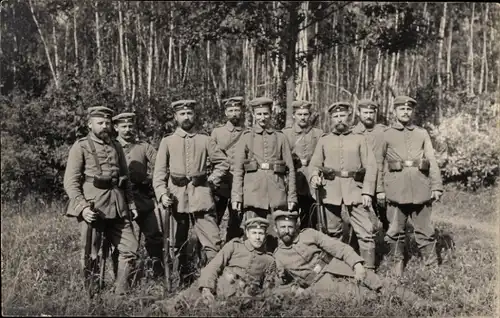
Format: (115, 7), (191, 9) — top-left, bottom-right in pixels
(388, 241), (405, 277)
(178, 253), (193, 288)
(111, 248), (119, 279)
(147, 244), (165, 279)
(360, 249), (376, 271)
(114, 261), (133, 295)
(420, 242), (439, 267)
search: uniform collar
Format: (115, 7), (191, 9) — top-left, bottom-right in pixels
(294, 123), (312, 134)
(89, 132), (110, 145)
(225, 121), (243, 132)
(175, 127), (196, 138)
(331, 127), (352, 136)
(116, 136), (137, 147)
(244, 240), (265, 254)
(391, 121), (416, 131)
(253, 125), (274, 135)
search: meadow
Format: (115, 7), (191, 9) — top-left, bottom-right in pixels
(1, 185), (498, 317)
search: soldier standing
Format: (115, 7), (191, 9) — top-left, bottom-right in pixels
(309, 102), (378, 270)
(282, 100), (324, 229)
(378, 96), (443, 276)
(63, 106), (139, 295)
(113, 112), (163, 277)
(211, 96), (246, 242)
(153, 100), (229, 285)
(231, 96), (297, 249)
(351, 99), (388, 230)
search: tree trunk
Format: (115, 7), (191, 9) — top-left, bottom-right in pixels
(118, 2), (126, 94)
(95, 2), (103, 83)
(147, 19), (153, 99)
(28, 0), (59, 89)
(479, 3), (489, 93)
(52, 22), (59, 83)
(73, 6), (78, 74)
(136, 17), (143, 95)
(446, 17), (453, 89)
(437, 2), (446, 123)
(125, 32), (131, 95)
(154, 24), (159, 93)
(63, 22), (69, 72)
(468, 4), (475, 96)
(167, 4), (174, 87)
(284, 3), (300, 128)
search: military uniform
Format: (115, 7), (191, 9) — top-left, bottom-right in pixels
(352, 99), (388, 230)
(63, 106), (138, 293)
(309, 102), (378, 269)
(379, 96), (444, 272)
(211, 97), (246, 242)
(153, 100), (230, 272)
(113, 112), (163, 274)
(282, 100), (323, 229)
(162, 217), (276, 310)
(273, 211), (429, 306)
(231, 97), (297, 242)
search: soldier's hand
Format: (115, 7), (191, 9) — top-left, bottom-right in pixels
(376, 192), (386, 203)
(130, 209), (138, 221)
(201, 288), (215, 305)
(353, 263), (367, 282)
(161, 194), (173, 207)
(431, 190), (443, 202)
(310, 176), (323, 189)
(362, 194), (372, 208)
(82, 206), (97, 223)
(232, 201), (242, 211)
(288, 201), (296, 211)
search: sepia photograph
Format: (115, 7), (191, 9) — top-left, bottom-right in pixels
(1, 1), (499, 316)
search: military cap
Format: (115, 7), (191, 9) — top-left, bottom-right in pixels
(112, 112), (136, 124)
(292, 100), (312, 111)
(273, 210), (299, 222)
(171, 99), (197, 112)
(393, 96), (417, 108)
(328, 101), (352, 114)
(222, 96), (245, 109)
(87, 106), (114, 119)
(248, 97), (273, 109)
(245, 217), (270, 230)
(358, 99), (379, 110)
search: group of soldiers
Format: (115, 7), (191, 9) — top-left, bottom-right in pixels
(63, 94), (444, 308)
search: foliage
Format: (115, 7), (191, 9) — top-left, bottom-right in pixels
(427, 94), (499, 190)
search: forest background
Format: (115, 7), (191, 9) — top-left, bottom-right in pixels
(1, 1), (499, 200)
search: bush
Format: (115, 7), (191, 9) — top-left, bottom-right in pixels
(428, 110), (499, 191)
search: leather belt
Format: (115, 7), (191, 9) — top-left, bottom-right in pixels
(84, 175), (118, 185)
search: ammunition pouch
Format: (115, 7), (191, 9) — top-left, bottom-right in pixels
(353, 168), (366, 182)
(243, 160), (258, 173)
(87, 175), (118, 190)
(272, 160), (287, 175)
(170, 173), (207, 187)
(388, 159), (430, 172)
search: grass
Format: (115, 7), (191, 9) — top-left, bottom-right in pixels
(1, 185), (499, 317)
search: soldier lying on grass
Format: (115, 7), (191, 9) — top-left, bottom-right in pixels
(272, 210), (440, 309)
(156, 217), (276, 311)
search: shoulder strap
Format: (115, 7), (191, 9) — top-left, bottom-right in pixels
(110, 140), (127, 176)
(87, 136), (103, 175)
(224, 129), (244, 152)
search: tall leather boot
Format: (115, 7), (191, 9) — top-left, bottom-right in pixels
(388, 241), (405, 277)
(360, 248), (376, 271)
(147, 243), (165, 279)
(114, 261), (133, 295)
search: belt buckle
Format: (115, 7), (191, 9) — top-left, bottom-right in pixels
(261, 163), (270, 170)
(300, 159), (308, 166)
(340, 170), (349, 178)
(404, 160), (414, 167)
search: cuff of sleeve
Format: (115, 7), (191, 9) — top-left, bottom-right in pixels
(231, 195), (242, 203)
(75, 201), (89, 215)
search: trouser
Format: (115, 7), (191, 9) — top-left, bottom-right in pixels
(173, 210), (222, 278)
(324, 204), (375, 251)
(298, 194), (316, 230)
(135, 206), (164, 275)
(79, 217), (138, 292)
(311, 272), (425, 305)
(384, 202), (436, 260)
(241, 207), (279, 253)
(374, 200), (390, 232)
(215, 195), (244, 242)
